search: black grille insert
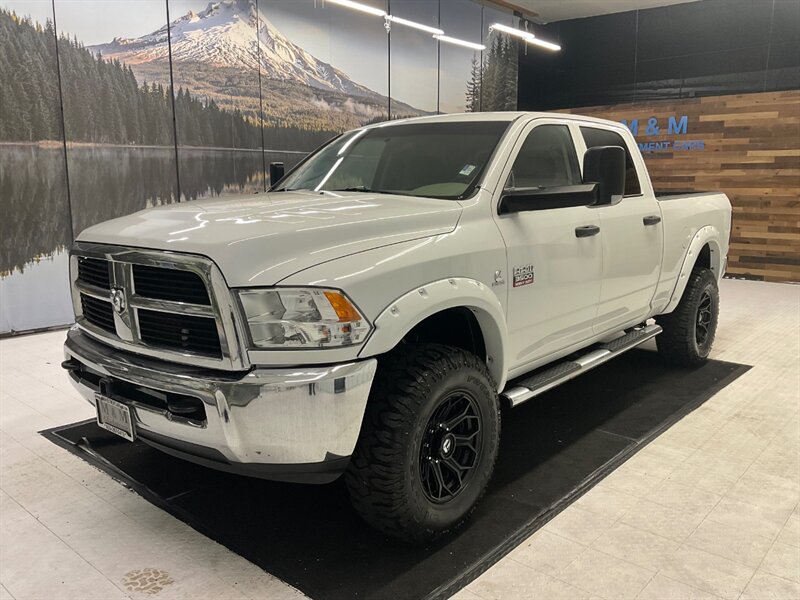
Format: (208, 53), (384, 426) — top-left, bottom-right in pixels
(77, 257), (111, 290)
(133, 265), (210, 305)
(138, 309), (221, 357)
(80, 294), (116, 334)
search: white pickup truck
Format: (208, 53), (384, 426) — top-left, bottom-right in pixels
(63, 112), (731, 542)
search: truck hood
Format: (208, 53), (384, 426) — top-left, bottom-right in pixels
(78, 191), (462, 287)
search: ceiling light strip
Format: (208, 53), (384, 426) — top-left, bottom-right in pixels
(325, 0), (386, 18)
(526, 37), (561, 51)
(489, 22), (533, 40)
(323, 4), (559, 52)
(386, 15), (444, 36)
(433, 35), (485, 51)
(489, 22), (561, 51)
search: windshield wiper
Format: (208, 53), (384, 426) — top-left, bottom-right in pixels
(329, 186), (393, 194)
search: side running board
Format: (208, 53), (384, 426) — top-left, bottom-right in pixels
(502, 324), (662, 408)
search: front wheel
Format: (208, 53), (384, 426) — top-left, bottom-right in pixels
(656, 267), (720, 366)
(345, 344), (501, 543)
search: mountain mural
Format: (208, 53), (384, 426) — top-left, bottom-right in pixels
(90, 0), (423, 132)
(1, 0), (522, 334)
(0, 8), (322, 150)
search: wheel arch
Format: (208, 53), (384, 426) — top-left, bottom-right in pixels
(662, 226), (724, 314)
(359, 278), (509, 390)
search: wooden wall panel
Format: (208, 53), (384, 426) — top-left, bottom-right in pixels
(560, 90), (800, 283)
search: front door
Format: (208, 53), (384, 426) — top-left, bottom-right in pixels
(577, 125), (664, 333)
(492, 120), (603, 373)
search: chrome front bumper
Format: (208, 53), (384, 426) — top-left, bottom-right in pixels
(63, 327), (377, 483)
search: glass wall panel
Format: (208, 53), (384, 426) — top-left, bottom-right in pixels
(389, 0), (438, 116)
(55, 0), (179, 230)
(480, 6), (518, 111)
(259, 0), (390, 181)
(439, 0), (482, 114)
(0, 0), (72, 332)
(167, 0), (264, 198)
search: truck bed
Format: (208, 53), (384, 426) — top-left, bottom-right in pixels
(655, 190), (714, 200)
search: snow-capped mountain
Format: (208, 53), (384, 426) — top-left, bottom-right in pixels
(90, 0), (378, 99)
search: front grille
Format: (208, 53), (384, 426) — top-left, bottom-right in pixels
(72, 244), (238, 369)
(133, 264), (210, 305)
(138, 309), (222, 358)
(78, 257), (111, 290)
(80, 294), (116, 333)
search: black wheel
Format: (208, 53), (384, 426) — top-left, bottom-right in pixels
(656, 267), (719, 366)
(345, 344), (501, 543)
(418, 391), (483, 504)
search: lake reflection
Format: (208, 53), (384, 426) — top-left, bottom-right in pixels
(0, 249), (73, 333)
(0, 144), (304, 333)
(1, 144), (71, 277)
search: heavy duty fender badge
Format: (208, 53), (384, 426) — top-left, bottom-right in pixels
(513, 265), (534, 288)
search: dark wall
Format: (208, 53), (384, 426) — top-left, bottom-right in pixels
(518, 0), (800, 110)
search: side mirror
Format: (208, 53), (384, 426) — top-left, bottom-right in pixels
(582, 146), (625, 205)
(269, 162), (285, 185)
(498, 184), (598, 215)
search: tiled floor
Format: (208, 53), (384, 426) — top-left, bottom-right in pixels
(1, 279), (798, 600)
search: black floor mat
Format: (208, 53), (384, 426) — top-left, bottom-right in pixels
(42, 350), (749, 600)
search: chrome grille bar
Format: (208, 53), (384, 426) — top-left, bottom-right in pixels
(129, 295), (216, 318)
(75, 280), (111, 301)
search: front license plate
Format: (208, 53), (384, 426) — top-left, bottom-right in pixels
(95, 394), (135, 442)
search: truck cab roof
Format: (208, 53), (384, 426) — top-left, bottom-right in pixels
(363, 111), (629, 131)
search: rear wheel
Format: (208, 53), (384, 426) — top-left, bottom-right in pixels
(345, 344), (501, 543)
(656, 267), (719, 366)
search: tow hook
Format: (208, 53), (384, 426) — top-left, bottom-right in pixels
(61, 359), (80, 372)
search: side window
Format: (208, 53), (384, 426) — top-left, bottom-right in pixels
(508, 125), (581, 189)
(579, 126), (642, 195)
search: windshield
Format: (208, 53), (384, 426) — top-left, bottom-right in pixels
(275, 120), (511, 200)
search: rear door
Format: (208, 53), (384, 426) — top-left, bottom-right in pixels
(577, 125), (663, 333)
(492, 119), (603, 371)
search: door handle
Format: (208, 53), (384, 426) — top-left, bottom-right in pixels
(575, 225), (600, 238)
(643, 215), (662, 226)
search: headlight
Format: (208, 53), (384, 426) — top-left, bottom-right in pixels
(237, 288), (371, 349)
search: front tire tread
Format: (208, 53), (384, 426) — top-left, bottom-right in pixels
(345, 344), (499, 543)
